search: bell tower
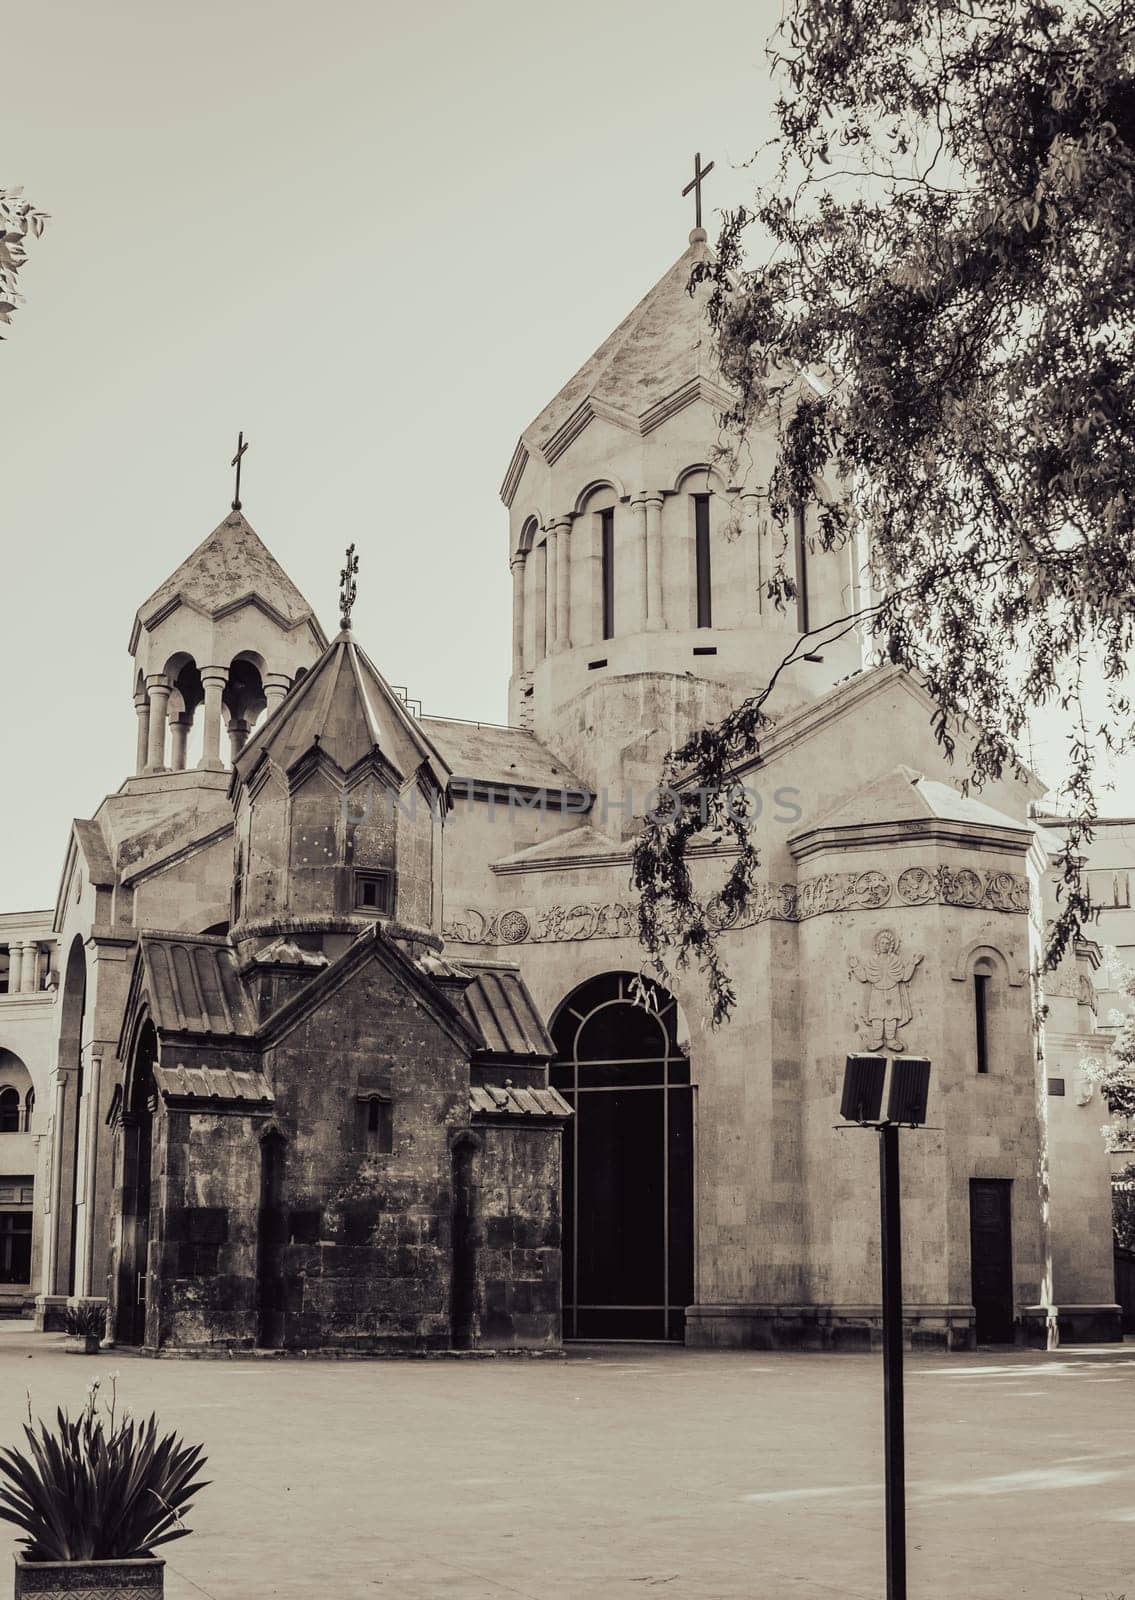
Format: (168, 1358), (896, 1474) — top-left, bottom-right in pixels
(499, 223), (867, 817)
(128, 509), (326, 779)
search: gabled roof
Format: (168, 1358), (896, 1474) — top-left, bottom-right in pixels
(801, 765), (1029, 834)
(514, 232), (720, 468)
(136, 933), (257, 1039)
(258, 920), (478, 1055)
(490, 823), (628, 875)
(133, 510), (325, 641)
(421, 717), (586, 795)
(455, 960), (555, 1060)
(789, 764), (1034, 861)
(233, 629), (451, 794)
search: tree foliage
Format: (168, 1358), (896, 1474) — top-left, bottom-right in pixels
(632, 0), (1135, 1020)
(0, 185), (48, 336)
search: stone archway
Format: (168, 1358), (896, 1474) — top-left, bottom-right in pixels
(550, 973), (694, 1342)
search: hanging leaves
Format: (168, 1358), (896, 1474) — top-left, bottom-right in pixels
(0, 185), (49, 338)
(634, 0), (1135, 1022)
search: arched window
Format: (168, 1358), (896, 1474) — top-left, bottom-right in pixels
(973, 957), (993, 1074)
(23, 1087), (34, 1131)
(694, 494), (712, 627)
(550, 972), (693, 1342)
(0, 1087), (20, 1133)
(600, 508), (615, 638)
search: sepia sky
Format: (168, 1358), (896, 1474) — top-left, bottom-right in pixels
(2, 0), (1131, 911)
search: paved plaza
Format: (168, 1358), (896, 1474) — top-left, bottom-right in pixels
(0, 1327), (1132, 1599)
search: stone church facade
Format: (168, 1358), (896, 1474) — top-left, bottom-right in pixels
(7, 224), (1120, 1351)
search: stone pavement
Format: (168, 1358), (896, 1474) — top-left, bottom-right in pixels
(0, 1327), (1132, 1599)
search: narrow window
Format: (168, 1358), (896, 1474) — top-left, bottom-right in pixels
(694, 495), (712, 628)
(359, 1096), (393, 1155)
(354, 870), (393, 914)
(600, 508), (615, 640)
(0, 1089), (20, 1134)
(793, 502), (810, 633)
(974, 972), (990, 1074)
(23, 1088), (34, 1132)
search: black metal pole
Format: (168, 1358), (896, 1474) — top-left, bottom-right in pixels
(879, 1120), (906, 1600)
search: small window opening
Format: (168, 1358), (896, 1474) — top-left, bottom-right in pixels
(0, 1088), (20, 1134)
(354, 871), (393, 914)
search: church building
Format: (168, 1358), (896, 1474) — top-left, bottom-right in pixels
(9, 219), (1121, 1352)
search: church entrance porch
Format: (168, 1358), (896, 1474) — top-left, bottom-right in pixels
(551, 974), (694, 1342)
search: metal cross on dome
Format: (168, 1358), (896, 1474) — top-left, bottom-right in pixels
(682, 151), (715, 231)
(230, 431), (249, 511)
(339, 543), (359, 630)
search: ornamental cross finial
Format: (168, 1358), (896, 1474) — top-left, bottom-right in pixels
(230, 430), (249, 511)
(682, 151), (715, 231)
(339, 543), (359, 630)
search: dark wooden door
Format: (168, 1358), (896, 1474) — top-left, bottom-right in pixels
(970, 1179), (1014, 1343)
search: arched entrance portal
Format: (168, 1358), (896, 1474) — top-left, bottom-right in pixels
(551, 973), (694, 1342)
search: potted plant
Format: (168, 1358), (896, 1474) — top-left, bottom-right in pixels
(0, 1379), (208, 1598)
(60, 1303), (104, 1355)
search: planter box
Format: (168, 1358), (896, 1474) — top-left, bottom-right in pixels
(62, 1335), (101, 1356)
(13, 1554), (164, 1597)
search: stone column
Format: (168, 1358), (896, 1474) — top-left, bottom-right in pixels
(7, 942), (24, 995)
(740, 491), (765, 614)
(133, 693), (151, 776)
(544, 527), (558, 655)
(144, 676), (170, 771)
(20, 942), (38, 994)
(509, 554), (527, 677)
(630, 498), (649, 634)
(228, 718), (250, 762)
(80, 1053), (102, 1299)
(169, 717), (190, 772)
(263, 673), (291, 719)
(198, 667), (227, 771)
(644, 495), (665, 631)
(554, 516), (571, 652)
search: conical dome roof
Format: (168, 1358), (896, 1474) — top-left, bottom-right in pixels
(232, 627), (450, 793)
(133, 511), (323, 637)
(518, 230), (721, 461)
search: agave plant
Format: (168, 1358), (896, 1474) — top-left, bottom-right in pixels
(0, 1380), (209, 1562)
(61, 1302), (105, 1339)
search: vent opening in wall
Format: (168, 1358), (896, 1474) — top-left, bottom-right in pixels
(588, 659), (608, 671)
(692, 646), (717, 657)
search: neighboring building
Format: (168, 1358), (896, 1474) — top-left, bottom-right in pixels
(0, 911), (57, 1314)
(18, 222), (1122, 1352)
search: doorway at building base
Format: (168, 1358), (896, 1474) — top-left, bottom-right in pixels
(552, 973), (694, 1342)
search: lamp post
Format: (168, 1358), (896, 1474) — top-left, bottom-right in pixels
(839, 1053), (931, 1600)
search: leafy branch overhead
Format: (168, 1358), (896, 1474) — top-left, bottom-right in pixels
(633, 0), (1135, 1021)
(0, 185), (48, 336)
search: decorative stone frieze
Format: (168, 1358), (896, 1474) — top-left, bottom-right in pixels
(442, 861), (1031, 945)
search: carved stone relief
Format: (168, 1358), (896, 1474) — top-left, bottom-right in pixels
(443, 862), (1031, 946)
(849, 928), (923, 1052)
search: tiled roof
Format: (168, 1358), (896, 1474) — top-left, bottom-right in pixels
(469, 1083), (572, 1119)
(457, 962), (554, 1059)
(153, 1064), (273, 1105)
(139, 934), (257, 1037)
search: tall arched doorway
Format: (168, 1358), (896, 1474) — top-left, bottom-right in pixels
(550, 973), (694, 1342)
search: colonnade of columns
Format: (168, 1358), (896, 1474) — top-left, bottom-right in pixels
(134, 665), (293, 776)
(510, 493), (670, 678)
(3, 939), (53, 995)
